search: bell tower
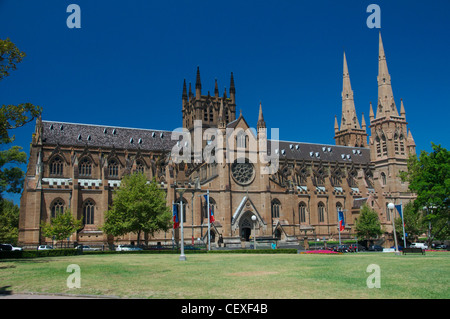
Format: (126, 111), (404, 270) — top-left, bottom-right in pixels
(369, 33), (416, 196)
(182, 67), (237, 133)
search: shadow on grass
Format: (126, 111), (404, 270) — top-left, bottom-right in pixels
(0, 286), (12, 296)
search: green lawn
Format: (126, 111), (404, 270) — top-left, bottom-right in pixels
(1, 252), (449, 299)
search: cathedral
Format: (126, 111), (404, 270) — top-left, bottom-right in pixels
(18, 33), (416, 248)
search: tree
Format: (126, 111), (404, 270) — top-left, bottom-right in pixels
(40, 209), (83, 246)
(0, 38), (42, 198)
(0, 199), (20, 244)
(102, 173), (172, 245)
(400, 143), (450, 245)
(355, 204), (383, 246)
(393, 201), (425, 244)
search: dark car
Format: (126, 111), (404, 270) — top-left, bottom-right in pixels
(336, 244), (350, 252)
(349, 244), (366, 252)
(368, 245), (383, 251)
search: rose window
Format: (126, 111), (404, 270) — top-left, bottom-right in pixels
(231, 159), (255, 185)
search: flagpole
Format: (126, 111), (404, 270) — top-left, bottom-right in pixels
(175, 188), (187, 261)
(400, 201), (406, 248)
(338, 209), (341, 246)
(207, 189), (211, 251)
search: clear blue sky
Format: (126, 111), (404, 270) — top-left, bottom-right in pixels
(1, 0), (449, 204)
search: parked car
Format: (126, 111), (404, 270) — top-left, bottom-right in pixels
(0, 244), (23, 251)
(76, 245), (101, 251)
(349, 244), (366, 252)
(336, 244), (350, 253)
(410, 243), (428, 249)
(38, 245), (54, 250)
(368, 245), (383, 251)
(115, 245), (143, 251)
(436, 244), (447, 249)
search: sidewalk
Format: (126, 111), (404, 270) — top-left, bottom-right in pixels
(0, 292), (120, 299)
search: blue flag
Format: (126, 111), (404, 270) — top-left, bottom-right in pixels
(338, 211), (345, 231)
(395, 204), (403, 219)
(172, 204), (179, 229)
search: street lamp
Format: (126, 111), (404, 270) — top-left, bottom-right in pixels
(251, 215), (257, 250)
(388, 202), (400, 255)
(176, 188), (187, 261)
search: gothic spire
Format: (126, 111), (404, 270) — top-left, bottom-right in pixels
(257, 101), (266, 130)
(182, 79), (187, 100)
(377, 32), (398, 118)
(195, 66), (202, 96)
(341, 52), (360, 130)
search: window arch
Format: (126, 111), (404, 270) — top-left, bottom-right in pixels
(271, 199), (281, 218)
(318, 202), (325, 223)
(135, 160), (145, 174)
(51, 198), (65, 218)
(380, 172), (387, 186)
(298, 202), (307, 223)
(83, 200), (95, 225)
(236, 130), (247, 149)
(79, 157), (92, 177)
(50, 156), (63, 176)
(108, 159), (119, 178)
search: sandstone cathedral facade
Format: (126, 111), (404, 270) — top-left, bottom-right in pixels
(18, 34), (416, 248)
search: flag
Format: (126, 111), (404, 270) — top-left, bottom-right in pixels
(395, 204), (403, 219)
(204, 194), (215, 223)
(338, 211), (345, 232)
(172, 203), (179, 229)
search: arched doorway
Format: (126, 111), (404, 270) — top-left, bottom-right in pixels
(239, 211), (254, 241)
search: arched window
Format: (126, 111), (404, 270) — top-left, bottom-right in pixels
(271, 199), (281, 218)
(318, 202), (325, 223)
(50, 156), (63, 176)
(79, 157), (92, 177)
(336, 202), (343, 213)
(299, 202), (307, 223)
(381, 172), (387, 186)
(135, 160), (145, 174)
(237, 130), (247, 149)
(203, 197), (216, 221)
(83, 200), (95, 225)
(51, 198), (65, 218)
(108, 159), (119, 178)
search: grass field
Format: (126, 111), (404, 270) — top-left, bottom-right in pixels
(1, 252), (449, 299)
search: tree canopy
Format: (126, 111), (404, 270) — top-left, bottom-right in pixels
(355, 204), (383, 244)
(0, 38), (42, 199)
(102, 173), (172, 245)
(400, 143), (450, 243)
(40, 208), (83, 244)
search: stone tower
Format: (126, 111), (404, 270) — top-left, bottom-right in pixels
(334, 52), (367, 147)
(369, 33), (416, 198)
(182, 67), (237, 133)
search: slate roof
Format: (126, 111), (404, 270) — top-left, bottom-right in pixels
(42, 120), (177, 152)
(268, 140), (371, 165)
(41, 120), (372, 165)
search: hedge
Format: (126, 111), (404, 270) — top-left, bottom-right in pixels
(0, 248), (298, 259)
(0, 249), (80, 259)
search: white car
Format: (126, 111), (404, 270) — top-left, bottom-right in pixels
(410, 243), (428, 249)
(115, 244), (143, 251)
(38, 245), (54, 250)
(0, 244), (23, 251)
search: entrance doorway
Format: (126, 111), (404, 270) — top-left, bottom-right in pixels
(239, 211), (254, 241)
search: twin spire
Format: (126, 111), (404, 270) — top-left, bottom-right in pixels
(338, 32), (404, 133)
